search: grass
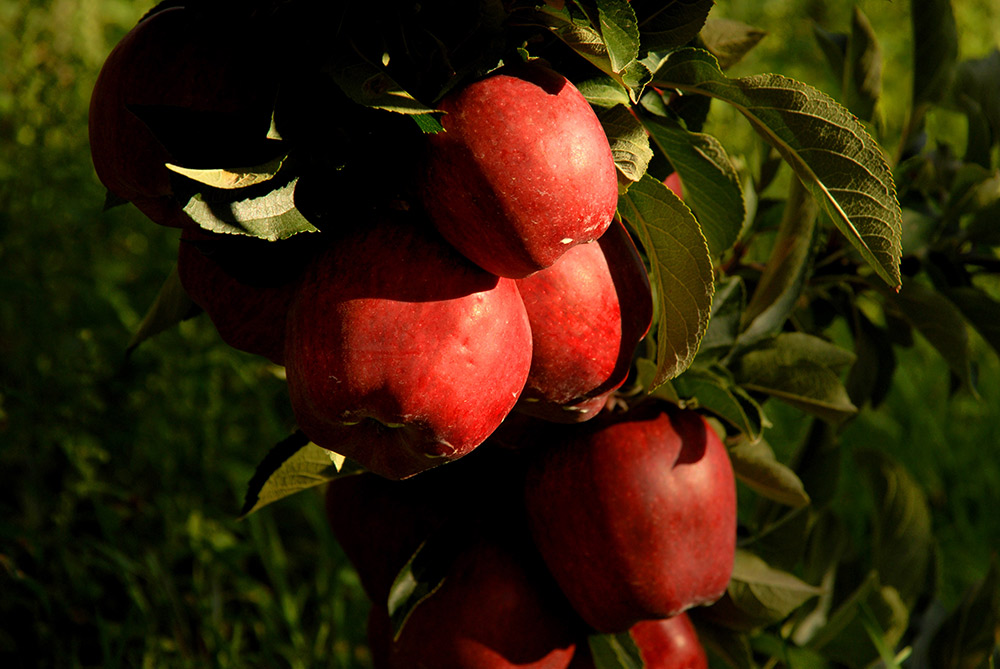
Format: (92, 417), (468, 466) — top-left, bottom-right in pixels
(1, 0), (998, 666)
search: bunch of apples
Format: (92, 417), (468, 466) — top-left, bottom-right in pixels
(89, 4), (738, 666)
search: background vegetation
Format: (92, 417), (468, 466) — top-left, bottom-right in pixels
(0, 0), (997, 666)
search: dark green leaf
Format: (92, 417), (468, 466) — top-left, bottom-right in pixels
(387, 530), (467, 639)
(699, 275), (745, 355)
(929, 558), (1000, 669)
(855, 449), (934, 608)
(843, 7), (882, 123)
(912, 0), (958, 110)
(240, 433), (347, 519)
(618, 174), (714, 386)
(813, 24), (847, 83)
(945, 286), (1000, 358)
(325, 58), (436, 115)
(807, 572), (909, 669)
(182, 177), (320, 241)
(598, 105), (654, 184)
(950, 51), (1000, 162)
(698, 18), (767, 70)
(126, 264), (200, 355)
(642, 113), (746, 257)
(882, 278), (974, 391)
(688, 619), (758, 669)
(730, 439), (810, 507)
(726, 549), (823, 626)
(653, 48), (903, 289)
(732, 333), (858, 423)
(739, 177), (818, 338)
(845, 310), (896, 409)
(633, 0), (714, 53)
(588, 632), (645, 669)
(672, 366), (765, 440)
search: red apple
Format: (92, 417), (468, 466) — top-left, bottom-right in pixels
(569, 613), (709, 669)
(420, 61), (618, 278)
(176, 228), (311, 365)
(524, 402), (737, 633)
(89, 6), (277, 227)
(514, 219), (652, 423)
(365, 532), (581, 669)
(284, 215), (532, 480)
(664, 171), (684, 199)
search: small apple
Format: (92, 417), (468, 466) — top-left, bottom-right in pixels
(284, 215), (532, 480)
(524, 401), (737, 633)
(176, 228), (312, 365)
(569, 613), (709, 669)
(89, 6), (277, 227)
(420, 61), (618, 278)
(366, 532), (581, 669)
(514, 219), (652, 423)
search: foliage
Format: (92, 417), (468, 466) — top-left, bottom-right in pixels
(2, 0), (1000, 667)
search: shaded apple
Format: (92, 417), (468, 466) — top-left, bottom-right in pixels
(569, 613), (708, 669)
(365, 531), (581, 669)
(420, 61), (618, 278)
(524, 401), (737, 633)
(284, 214), (532, 480)
(514, 219), (652, 423)
(176, 228), (314, 365)
(324, 445), (529, 604)
(89, 6), (278, 227)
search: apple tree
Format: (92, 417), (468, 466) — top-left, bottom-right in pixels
(94, 0), (1000, 666)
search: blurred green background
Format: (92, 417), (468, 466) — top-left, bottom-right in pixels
(1, 0), (998, 667)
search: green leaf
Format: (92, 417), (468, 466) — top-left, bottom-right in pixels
(950, 50), (1000, 163)
(843, 7), (882, 123)
(945, 286), (1000, 358)
(182, 177), (320, 241)
(325, 58), (436, 115)
(808, 572), (909, 669)
(577, 76), (632, 108)
(739, 178), (818, 339)
(689, 620), (758, 669)
(727, 549), (824, 626)
(731, 333), (858, 423)
(240, 433), (347, 519)
(537, 3), (651, 102)
(912, 0), (958, 110)
(618, 174), (714, 386)
(166, 154), (288, 190)
(588, 632), (645, 669)
(730, 439), (810, 508)
(596, 0), (640, 74)
(929, 557), (1000, 669)
(633, 0), (714, 53)
(812, 24), (847, 83)
(672, 366), (765, 441)
(855, 450), (934, 608)
(845, 310), (896, 409)
(699, 275), (746, 355)
(126, 264), (199, 356)
(698, 18), (767, 71)
(882, 278), (974, 392)
(597, 104), (653, 184)
(653, 48), (903, 289)
(641, 113), (746, 257)
(387, 530), (467, 639)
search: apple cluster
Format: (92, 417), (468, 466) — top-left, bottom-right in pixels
(89, 4), (738, 666)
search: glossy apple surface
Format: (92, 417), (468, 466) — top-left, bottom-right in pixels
(284, 216), (532, 480)
(524, 402), (737, 633)
(89, 6), (276, 227)
(515, 219), (652, 422)
(420, 61), (618, 278)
